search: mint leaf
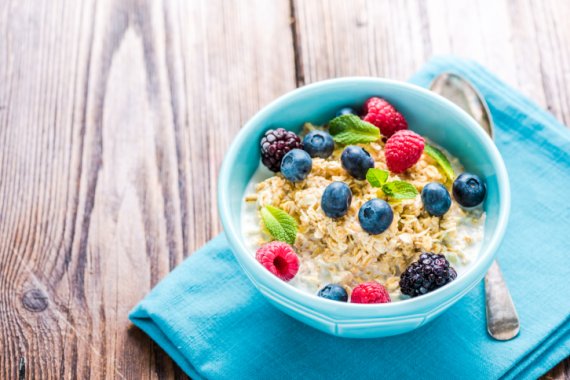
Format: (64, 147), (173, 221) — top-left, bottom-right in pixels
(424, 144), (455, 181)
(366, 168), (389, 188)
(381, 181), (418, 200)
(260, 205), (298, 245)
(329, 114), (380, 145)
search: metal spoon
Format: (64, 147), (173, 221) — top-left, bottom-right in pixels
(430, 73), (520, 341)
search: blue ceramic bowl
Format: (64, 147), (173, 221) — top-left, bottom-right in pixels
(218, 78), (510, 338)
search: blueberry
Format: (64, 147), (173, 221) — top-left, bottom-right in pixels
(421, 182), (452, 216)
(302, 130), (335, 158)
(341, 146), (375, 180)
(317, 284), (348, 302)
(358, 199), (393, 235)
(281, 149), (312, 182)
(452, 173), (486, 207)
(321, 181), (352, 218)
(336, 107), (357, 117)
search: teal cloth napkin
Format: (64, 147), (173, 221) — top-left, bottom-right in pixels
(130, 57), (570, 380)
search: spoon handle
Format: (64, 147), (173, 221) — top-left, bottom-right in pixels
(485, 260), (520, 340)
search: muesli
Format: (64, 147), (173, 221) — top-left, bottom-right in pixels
(242, 98), (487, 303)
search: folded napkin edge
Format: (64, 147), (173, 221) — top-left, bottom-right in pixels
(130, 309), (205, 380)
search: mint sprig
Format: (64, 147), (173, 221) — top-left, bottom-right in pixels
(260, 205), (298, 245)
(366, 168), (389, 187)
(380, 181), (418, 200)
(366, 168), (418, 200)
(424, 144), (455, 181)
(329, 114), (380, 145)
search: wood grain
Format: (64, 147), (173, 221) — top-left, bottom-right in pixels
(0, 0), (295, 378)
(0, 0), (568, 378)
(293, 0), (570, 126)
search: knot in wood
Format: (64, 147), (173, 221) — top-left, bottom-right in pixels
(21, 289), (49, 312)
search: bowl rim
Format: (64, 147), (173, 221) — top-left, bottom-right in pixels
(218, 77), (510, 313)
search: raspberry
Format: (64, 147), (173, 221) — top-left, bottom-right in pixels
(363, 97), (408, 137)
(260, 128), (302, 172)
(399, 252), (457, 297)
(255, 241), (299, 281)
(384, 130), (425, 173)
(350, 281), (391, 304)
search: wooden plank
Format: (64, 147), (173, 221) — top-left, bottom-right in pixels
(293, 0), (570, 125)
(0, 0), (296, 378)
(293, 0), (429, 82)
(510, 0), (570, 126)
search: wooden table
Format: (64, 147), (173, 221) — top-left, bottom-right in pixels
(0, 0), (568, 378)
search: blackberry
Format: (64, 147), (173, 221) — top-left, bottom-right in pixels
(399, 252), (457, 297)
(260, 128), (302, 172)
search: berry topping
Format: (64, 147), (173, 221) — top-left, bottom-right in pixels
(336, 107), (357, 117)
(421, 182), (452, 216)
(351, 281), (391, 304)
(281, 149), (312, 182)
(321, 181), (352, 218)
(260, 128), (302, 172)
(453, 173), (486, 207)
(399, 252), (457, 297)
(340, 145), (375, 180)
(362, 97), (408, 137)
(255, 241), (299, 281)
(384, 130), (425, 173)
(302, 130), (335, 158)
(358, 199), (393, 235)
(317, 284), (348, 302)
